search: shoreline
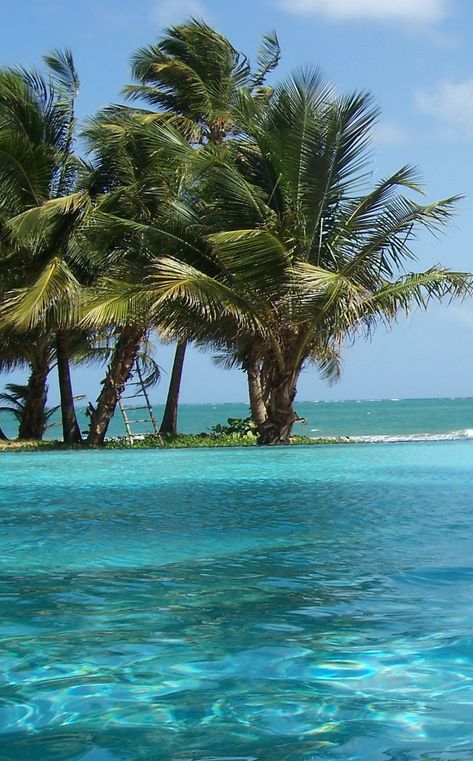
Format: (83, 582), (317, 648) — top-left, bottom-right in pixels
(0, 434), (352, 452)
(3, 429), (473, 452)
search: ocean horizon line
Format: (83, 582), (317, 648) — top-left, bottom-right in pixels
(86, 395), (473, 408)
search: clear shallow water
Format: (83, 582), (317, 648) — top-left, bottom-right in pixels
(1, 443), (473, 759)
(3, 397), (473, 440)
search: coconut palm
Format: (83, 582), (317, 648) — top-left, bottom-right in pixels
(0, 97), (167, 448)
(117, 69), (469, 444)
(76, 110), (177, 446)
(124, 19), (280, 144)
(0, 331), (55, 439)
(124, 19), (280, 434)
(0, 381), (59, 439)
(0, 51), (88, 443)
(0, 22), (281, 445)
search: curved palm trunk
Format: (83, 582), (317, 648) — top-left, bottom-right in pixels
(18, 352), (50, 440)
(159, 340), (187, 435)
(246, 356), (270, 437)
(86, 326), (144, 447)
(264, 373), (299, 444)
(56, 330), (82, 445)
(247, 358), (300, 445)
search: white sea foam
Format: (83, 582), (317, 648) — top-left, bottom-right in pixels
(311, 429), (473, 444)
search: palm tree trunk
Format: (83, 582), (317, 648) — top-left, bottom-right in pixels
(86, 326), (144, 447)
(246, 357), (269, 430)
(18, 352), (50, 440)
(252, 361), (300, 445)
(56, 330), (82, 445)
(159, 340), (187, 435)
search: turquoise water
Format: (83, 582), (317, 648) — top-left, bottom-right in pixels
(2, 396), (473, 440)
(2, 442), (473, 759)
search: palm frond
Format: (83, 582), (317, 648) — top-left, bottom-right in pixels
(250, 31), (281, 90)
(367, 269), (472, 323)
(43, 49), (79, 98)
(0, 256), (81, 331)
(208, 228), (289, 290)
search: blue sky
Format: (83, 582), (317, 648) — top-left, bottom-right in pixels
(1, 0), (473, 404)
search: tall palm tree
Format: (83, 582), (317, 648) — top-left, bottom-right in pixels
(122, 69), (470, 443)
(124, 19), (280, 434)
(0, 52), (86, 443)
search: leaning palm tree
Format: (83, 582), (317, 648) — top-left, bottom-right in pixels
(124, 19), (280, 434)
(117, 68), (470, 444)
(77, 110), (177, 446)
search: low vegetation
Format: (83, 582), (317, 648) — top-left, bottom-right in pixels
(0, 432), (351, 452)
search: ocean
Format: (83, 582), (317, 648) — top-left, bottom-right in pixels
(2, 396), (473, 441)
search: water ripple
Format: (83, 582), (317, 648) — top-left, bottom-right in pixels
(2, 443), (473, 760)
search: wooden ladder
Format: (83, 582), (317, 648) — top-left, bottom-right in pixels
(118, 360), (161, 445)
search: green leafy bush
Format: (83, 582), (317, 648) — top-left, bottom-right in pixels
(209, 417), (257, 437)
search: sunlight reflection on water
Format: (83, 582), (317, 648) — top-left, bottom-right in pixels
(1, 443), (473, 760)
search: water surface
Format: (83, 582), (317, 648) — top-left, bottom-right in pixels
(1, 443), (473, 760)
(3, 396), (473, 439)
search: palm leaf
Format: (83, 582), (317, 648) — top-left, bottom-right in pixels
(250, 31), (281, 90)
(0, 256), (81, 331)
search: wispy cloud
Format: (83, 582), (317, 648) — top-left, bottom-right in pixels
(416, 78), (473, 138)
(278, 0), (449, 24)
(373, 121), (413, 145)
(153, 0), (209, 26)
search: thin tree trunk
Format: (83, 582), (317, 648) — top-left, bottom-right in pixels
(246, 357), (269, 431)
(86, 326), (144, 447)
(159, 340), (187, 435)
(56, 330), (82, 445)
(19, 352), (50, 440)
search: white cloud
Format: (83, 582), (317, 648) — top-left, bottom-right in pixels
(373, 121), (412, 145)
(153, 0), (209, 26)
(279, 0), (448, 24)
(416, 78), (473, 138)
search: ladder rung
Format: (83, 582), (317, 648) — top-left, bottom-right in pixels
(117, 360), (160, 440)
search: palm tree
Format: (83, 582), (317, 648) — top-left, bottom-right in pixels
(124, 19), (280, 435)
(78, 110), (175, 446)
(0, 51), (86, 443)
(0, 22), (281, 446)
(0, 382), (59, 439)
(0, 330), (55, 439)
(125, 19), (280, 144)
(128, 69), (470, 443)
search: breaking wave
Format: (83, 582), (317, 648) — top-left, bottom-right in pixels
(315, 429), (473, 443)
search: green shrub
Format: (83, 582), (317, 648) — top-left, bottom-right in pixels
(210, 417), (257, 437)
